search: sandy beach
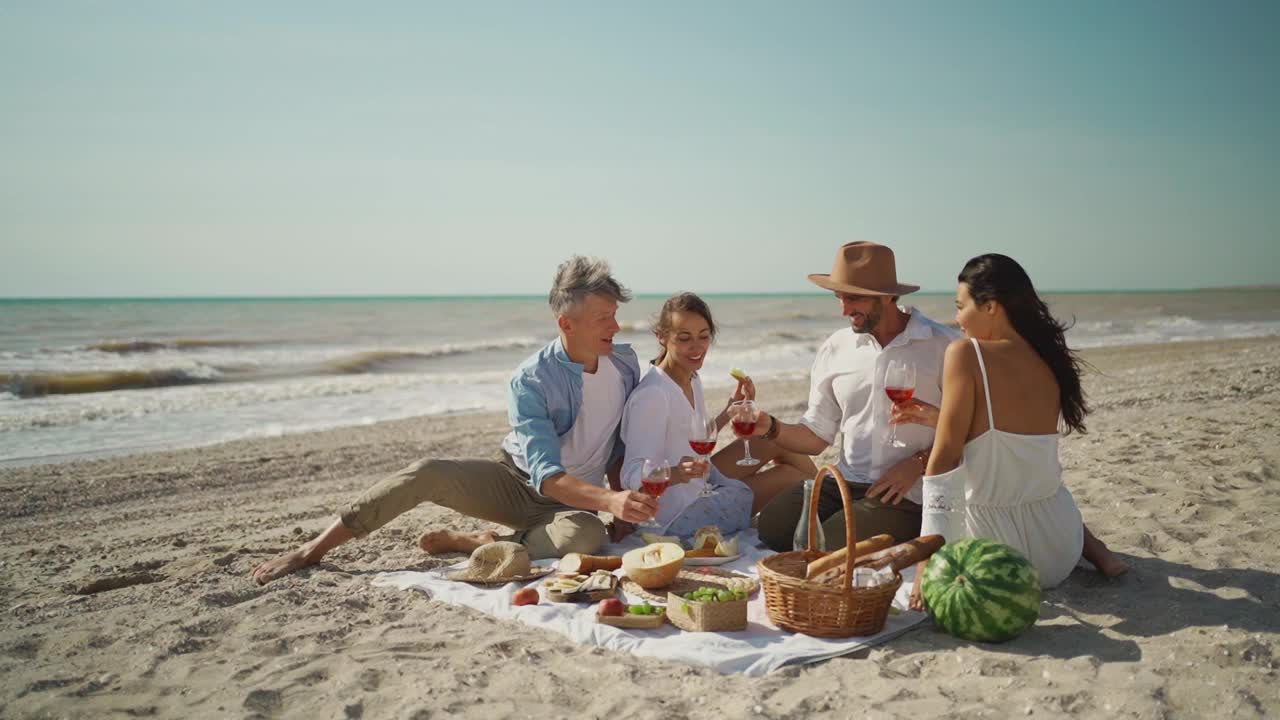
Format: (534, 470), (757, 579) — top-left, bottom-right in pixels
(2, 336), (1278, 719)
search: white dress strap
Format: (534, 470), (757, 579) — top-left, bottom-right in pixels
(969, 338), (996, 431)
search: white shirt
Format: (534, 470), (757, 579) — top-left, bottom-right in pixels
(621, 366), (724, 530)
(557, 358), (626, 486)
(799, 307), (961, 504)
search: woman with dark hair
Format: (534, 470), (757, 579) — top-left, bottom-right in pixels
(896, 255), (1127, 603)
(618, 293), (757, 539)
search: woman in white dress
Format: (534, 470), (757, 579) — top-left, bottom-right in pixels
(898, 255), (1128, 607)
(619, 293), (756, 539)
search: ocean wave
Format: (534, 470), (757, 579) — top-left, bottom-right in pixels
(1071, 320), (1117, 333)
(0, 370), (510, 433)
(1139, 316), (1202, 330)
(85, 338), (260, 354)
(0, 367), (224, 398)
(735, 311), (833, 324)
(1, 337), (539, 399)
(320, 338), (541, 374)
(762, 330), (808, 342)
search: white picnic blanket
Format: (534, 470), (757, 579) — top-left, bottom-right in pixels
(371, 530), (927, 676)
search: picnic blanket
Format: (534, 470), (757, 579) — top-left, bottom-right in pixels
(371, 530), (928, 676)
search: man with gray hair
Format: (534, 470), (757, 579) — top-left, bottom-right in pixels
(252, 256), (657, 583)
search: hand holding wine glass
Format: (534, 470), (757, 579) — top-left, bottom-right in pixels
(885, 359), (917, 448)
(890, 397), (940, 429)
(671, 456), (710, 484)
(730, 399), (762, 467)
(638, 458), (671, 529)
(688, 408), (716, 495)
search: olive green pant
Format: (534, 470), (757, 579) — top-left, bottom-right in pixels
(756, 479), (922, 552)
(339, 451), (608, 560)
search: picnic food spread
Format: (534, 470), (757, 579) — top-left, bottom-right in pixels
(499, 517), (1044, 642)
(545, 570), (618, 602)
(667, 584), (749, 632)
(642, 528), (740, 559)
(595, 599), (668, 629)
(558, 553), (623, 574)
(597, 598), (625, 616)
(680, 586), (748, 603)
(621, 542), (686, 589)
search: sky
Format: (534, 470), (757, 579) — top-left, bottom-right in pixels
(2, 1), (1278, 297)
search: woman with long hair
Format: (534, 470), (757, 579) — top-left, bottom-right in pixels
(896, 255), (1127, 605)
(619, 293), (757, 539)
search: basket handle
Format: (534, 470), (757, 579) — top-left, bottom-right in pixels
(808, 464), (859, 589)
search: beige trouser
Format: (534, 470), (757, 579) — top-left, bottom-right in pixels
(756, 479), (922, 553)
(339, 451), (608, 560)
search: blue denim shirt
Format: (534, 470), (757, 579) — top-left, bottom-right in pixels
(500, 337), (641, 493)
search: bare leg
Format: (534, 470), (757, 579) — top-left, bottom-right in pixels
(713, 438), (814, 513)
(251, 519), (355, 585)
(1082, 524), (1129, 577)
(418, 529), (499, 554)
(773, 448), (818, 478)
(742, 465), (810, 513)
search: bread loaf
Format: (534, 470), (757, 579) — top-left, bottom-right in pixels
(803, 534), (895, 579)
(812, 535), (946, 586)
(559, 553), (623, 575)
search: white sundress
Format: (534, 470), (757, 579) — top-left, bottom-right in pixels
(922, 338), (1084, 588)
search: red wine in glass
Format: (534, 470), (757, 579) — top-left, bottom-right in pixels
(730, 400), (762, 467)
(885, 387), (915, 405)
(885, 360), (917, 448)
(638, 458), (670, 528)
(641, 478), (670, 497)
(688, 440), (716, 455)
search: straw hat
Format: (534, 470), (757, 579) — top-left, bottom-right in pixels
(445, 542), (553, 584)
(807, 242), (920, 297)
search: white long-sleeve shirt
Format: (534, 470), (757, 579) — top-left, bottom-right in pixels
(620, 365), (727, 531)
(799, 307), (961, 504)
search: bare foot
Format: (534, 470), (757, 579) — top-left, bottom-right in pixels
(1095, 553), (1131, 578)
(418, 529), (499, 555)
(1082, 525), (1130, 578)
(252, 549), (317, 585)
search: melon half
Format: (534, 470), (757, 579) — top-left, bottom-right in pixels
(621, 543), (686, 589)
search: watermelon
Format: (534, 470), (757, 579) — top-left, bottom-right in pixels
(921, 538), (1041, 642)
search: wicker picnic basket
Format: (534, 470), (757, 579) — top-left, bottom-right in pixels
(757, 465), (902, 638)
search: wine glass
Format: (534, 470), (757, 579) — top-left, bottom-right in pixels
(638, 458), (670, 529)
(885, 359), (917, 448)
(730, 400), (761, 467)
(688, 409), (717, 497)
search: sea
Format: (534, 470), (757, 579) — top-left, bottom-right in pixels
(3, 290), (1279, 467)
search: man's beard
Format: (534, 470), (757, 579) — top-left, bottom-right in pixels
(852, 304), (882, 334)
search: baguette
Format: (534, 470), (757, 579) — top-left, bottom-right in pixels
(559, 553), (623, 575)
(812, 535), (946, 586)
(803, 534), (895, 579)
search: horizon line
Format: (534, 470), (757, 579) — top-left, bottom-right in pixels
(2, 285), (1277, 302)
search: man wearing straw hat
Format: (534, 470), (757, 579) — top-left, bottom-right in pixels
(750, 241), (962, 551)
(252, 256), (659, 584)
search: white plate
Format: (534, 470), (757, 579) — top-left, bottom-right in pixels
(683, 554), (742, 566)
